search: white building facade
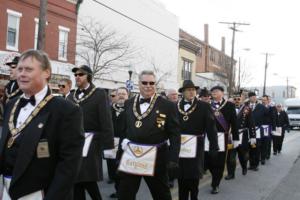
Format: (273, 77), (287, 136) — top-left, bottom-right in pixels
(77, 0), (179, 91)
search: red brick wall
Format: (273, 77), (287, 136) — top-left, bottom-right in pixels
(0, 0), (77, 64)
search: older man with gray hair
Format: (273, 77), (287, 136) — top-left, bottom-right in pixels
(166, 89), (179, 103)
(118, 70), (180, 200)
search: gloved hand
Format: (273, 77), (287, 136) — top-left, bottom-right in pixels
(233, 140), (240, 148)
(121, 138), (130, 151)
(250, 138), (256, 145)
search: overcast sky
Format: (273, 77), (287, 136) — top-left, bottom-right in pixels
(160, 0), (299, 95)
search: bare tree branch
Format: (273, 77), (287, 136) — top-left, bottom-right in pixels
(75, 18), (136, 80)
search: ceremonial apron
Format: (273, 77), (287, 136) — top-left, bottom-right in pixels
(118, 141), (166, 176)
(179, 134), (203, 158)
(2, 176), (43, 200)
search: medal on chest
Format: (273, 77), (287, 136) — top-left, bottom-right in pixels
(178, 100), (197, 121)
(133, 94), (158, 128)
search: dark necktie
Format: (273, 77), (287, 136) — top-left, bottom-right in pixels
(139, 98), (151, 104)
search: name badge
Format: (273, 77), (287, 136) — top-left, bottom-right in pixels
(179, 134), (197, 158)
(37, 141), (50, 158)
(118, 143), (157, 176)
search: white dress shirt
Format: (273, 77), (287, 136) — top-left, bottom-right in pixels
(16, 85), (48, 128)
(78, 84), (90, 99)
(183, 99), (194, 111)
(139, 95), (154, 114)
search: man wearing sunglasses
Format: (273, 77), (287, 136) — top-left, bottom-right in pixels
(198, 87), (211, 103)
(109, 89), (118, 105)
(58, 78), (72, 99)
(2, 56), (23, 104)
(68, 65), (114, 200)
(204, 86), (239, 194)
(225, 91), (256, 180)
(176, 80), (219, 200)
(118, 70), (180, 200)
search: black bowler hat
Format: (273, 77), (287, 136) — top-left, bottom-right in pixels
(248, 91), (256, 97)
(199, 87), (210, 97)
(5, 56), (19, 67)
(72, 65), (93, 74)
(210, 85), (224, 92)
(178, 80), (199, 93)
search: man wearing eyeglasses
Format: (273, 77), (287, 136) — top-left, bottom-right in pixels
(58, 78), (72, 99)
(225, 91), (256, 180)
(68, 65), (114, 200)
(2, 56), (23, 105)
(118, 70), (180, 200)
(204, 86), (239, 194)
(198, 87), (211, 103)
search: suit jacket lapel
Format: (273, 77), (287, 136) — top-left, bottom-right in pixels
(11, 111), (49, 187)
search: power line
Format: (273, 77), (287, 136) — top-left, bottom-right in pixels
(91, 0), (178, 43)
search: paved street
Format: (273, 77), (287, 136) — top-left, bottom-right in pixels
(98, 130), (300, 200)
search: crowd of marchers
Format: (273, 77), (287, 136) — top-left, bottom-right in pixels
(0, 49), (290, 200)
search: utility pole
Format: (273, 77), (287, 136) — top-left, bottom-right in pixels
(219, 22), (250, 96)
(37, 0), (48, 50)
(238, 57), (241, 91)
(286, 77), (289, 98)
(262, 53), (274, 96)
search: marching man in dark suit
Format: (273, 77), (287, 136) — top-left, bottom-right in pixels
(177, 80), (218, 200)
(248, 92), (270, 170)
(0, 49), (84, 200)
(204, 86), (239, 194)
(68, 65), (114, 200)
(225, 92), (256, 180)
(272, 104), (289, 155)
(2, 56), (23, 105)
(118, 70), (180, 200)
(106, 87), (128, 198)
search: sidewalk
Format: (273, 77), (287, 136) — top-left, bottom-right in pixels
(266, 153), (300, 200)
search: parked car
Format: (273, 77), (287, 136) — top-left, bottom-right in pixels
(284, 98), (300, 129)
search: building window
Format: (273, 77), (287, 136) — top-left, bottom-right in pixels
(182, 59), (192, 80)
(6, 9), (22, 51)
(58, 26), (70, 61)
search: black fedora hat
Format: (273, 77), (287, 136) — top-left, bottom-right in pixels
(5, 56), (19, 67)
(178, 80), (199, 93)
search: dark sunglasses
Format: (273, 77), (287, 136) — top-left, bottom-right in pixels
(74, 73), (86, 77)
(110, 94), (116, 97)
(58, 84), (66, 88)
(234, 97), (241, 101)
(141, 81), (155, 86)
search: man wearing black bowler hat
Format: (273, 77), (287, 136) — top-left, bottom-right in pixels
(204, 85), (239, 194)
(68, 65), (114, 200)
(177, 80), (219, 200)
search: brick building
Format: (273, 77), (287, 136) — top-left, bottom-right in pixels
(179, 25), (235, 93)
(0, 0), (79, 96)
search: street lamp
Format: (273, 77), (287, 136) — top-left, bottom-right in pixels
(128, 70), (133, 81)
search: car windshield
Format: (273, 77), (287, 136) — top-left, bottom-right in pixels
(287, 107), (300, 114)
